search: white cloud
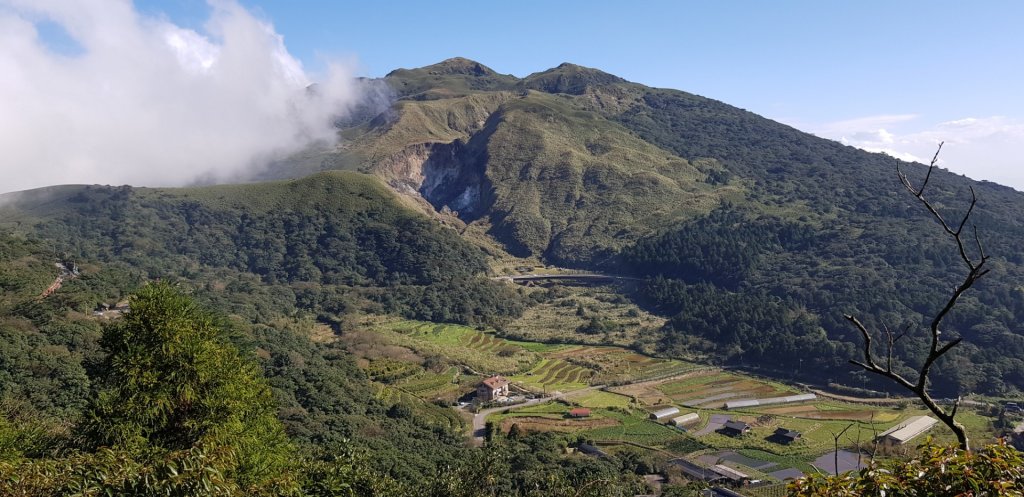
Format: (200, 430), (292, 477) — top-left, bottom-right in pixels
(0, 0), (380, 194)
(813, 114), (1024, 191)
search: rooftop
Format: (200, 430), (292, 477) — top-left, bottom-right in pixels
(723, 420), (750, 431)
(482, 375), (509, 389)
(879, 416), (938, 443)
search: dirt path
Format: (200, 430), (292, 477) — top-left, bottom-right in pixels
(39, 262), (78, 299)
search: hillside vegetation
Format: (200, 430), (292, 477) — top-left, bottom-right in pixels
(3, 57), (1024, 495)
(318, 58), (1024, 396)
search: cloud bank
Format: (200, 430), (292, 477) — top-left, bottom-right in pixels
(0, 0), (372, 194)
(814, 114), (1024, 191)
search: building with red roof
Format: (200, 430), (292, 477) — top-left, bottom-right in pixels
(477, 375), (510, 401)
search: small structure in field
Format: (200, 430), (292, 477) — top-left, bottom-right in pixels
(720, 420), (750, 437)
(649, 406), (680, 420)
(576, 443), (608, 458)
(568, 408), (591, 418)
(770, 427), (802, 444)
(724, 393), (816, 410)
(670, 459), (728, 483)
(877, 416), (938, 445)
(477, 375), (510, 402)
(712, 464), (750, 484)
(669, 412), (700, 427)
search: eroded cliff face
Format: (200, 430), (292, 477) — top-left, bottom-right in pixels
(376, 140), (489, 219)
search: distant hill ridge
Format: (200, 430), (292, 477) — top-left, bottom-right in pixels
(4, 57), (1024, 396)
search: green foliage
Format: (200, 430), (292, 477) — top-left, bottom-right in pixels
(519, 62), (627, 95)
(787, 439), (1024, 496)
(0, 446), (242, 497)
(370, 59), (1024, 396)
(88, 282), (296, 491)
(621, 201), (1024, 395)
(620, 208), (816, 288)
(426, 433), (648, 497)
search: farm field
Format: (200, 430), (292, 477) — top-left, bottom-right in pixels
(564, 390), (633, 408)
(508, 357), (593, 392)
(501, 285), (666, 349)
(608, 370), (795, 408)
(752, 400), (903, 422)
(580, 409), (689, 447)
(496, 403), (622, 434)
(356, 319), (702, 396)
(372, 383), (467, 432)
(348, 317), (1000, 480)
(546, 346), (698, 385)
(395, 367), (479, 403)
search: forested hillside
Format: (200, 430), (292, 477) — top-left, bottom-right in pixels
(3, 57), (1024, 494)
(0, 181), (647, 494)
(5, 58), (1024, 396)
(314, 58), (1024, 396)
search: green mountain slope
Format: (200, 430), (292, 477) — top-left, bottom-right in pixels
(326, 58), (1024, 396)
(5, 57), (1024, 398)
(0, 172), (525, 326)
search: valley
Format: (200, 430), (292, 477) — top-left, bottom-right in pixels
(2, 55), (1024, 495)
(345, 278), (1003, 490)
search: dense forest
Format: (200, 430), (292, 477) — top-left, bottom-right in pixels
(0, 230), (660, 495)
(618, 204), (1024, 396)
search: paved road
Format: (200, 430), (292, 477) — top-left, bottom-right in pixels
(493, 273), (640, 284)
(693, 414), (730, 436)
(470, 385), (605, 445)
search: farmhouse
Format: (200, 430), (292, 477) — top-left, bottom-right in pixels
(568, 408), (591, 418)
(720, 420), (750, 437)
(878, 416), (938, 445)
(669, 413), (700, 427)
(771, 427), (802, 444)
(649, 407), (680, 420)
(477, 375), (510, 402)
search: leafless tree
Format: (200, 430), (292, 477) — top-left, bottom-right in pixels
(830, 423), (853, 476)
(845, 143), (988, 451)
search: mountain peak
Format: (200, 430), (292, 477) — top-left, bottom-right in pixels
(384, 58), (518, 98)
(397, 57), (497, 77)
(521, 62), (627, 95)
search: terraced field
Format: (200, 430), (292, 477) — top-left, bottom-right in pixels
(372, 384), (466, 431)
(356, 319), (1000, 464)
(366, 320), (698, 395)
(509, 358), (593, 392)
(550, 347), (697, 385)
(380, 321), (535, 373)
(396, 367), (478, 402)
(503, 285), (667, 348)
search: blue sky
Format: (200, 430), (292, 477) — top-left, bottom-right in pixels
(140, 0), (1024, 188)
(4, 1), (1022, 191)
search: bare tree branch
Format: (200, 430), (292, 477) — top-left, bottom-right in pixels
(831, 423), (853, 476)
(848, 143), (987, 451)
